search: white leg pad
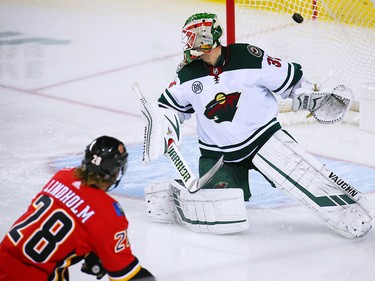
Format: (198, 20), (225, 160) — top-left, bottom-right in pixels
(170, 180), (249, 234)
(144, 181), (176, 223)
(253, 130), (373, 238)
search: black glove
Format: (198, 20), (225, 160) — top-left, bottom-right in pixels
(81, 252), (107, 280)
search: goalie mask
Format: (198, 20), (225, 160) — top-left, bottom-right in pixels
(181, 13), (223, 66)
(82, 136), (128, 189)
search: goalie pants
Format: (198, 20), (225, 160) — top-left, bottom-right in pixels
(199, 157), (252, 201)
(198, 127), (351, 199)
(198, 131), (280, 202)
(198, 128), (331, 202)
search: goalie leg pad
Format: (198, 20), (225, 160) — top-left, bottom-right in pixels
(144, 181), (176, 223)
(252, 130), (372, 238)
(170, 180), (249, 234)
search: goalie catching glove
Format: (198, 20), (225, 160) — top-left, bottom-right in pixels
(292, 84), (354, 124)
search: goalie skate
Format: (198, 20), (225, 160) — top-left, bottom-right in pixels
(253, 130), (373, 238)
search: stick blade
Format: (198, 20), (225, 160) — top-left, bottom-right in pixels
(187, 155), (224, 193)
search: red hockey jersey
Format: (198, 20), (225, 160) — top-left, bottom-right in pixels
(0, 168), (142, 281)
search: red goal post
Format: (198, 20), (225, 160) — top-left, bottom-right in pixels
(225, 0), (375, 126)
(226, 0), (236, 45)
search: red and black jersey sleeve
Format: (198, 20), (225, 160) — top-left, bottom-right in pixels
(78, 189), (153, 280)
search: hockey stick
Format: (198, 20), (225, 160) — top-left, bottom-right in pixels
(131, 82), (224, 193)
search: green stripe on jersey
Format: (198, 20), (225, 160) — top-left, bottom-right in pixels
(199, 118), (281, 161)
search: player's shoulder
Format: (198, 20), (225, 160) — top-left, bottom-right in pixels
(52, 167), (75, 180)
(226, 43), (265, 70)
(228, 43), (264, 56)
(76, 187), (128, 228)
(84, 188), (125, 214)
(177, 59), (207, 84)
(93, 196), (128, 228)
(58, 167), (75, 173)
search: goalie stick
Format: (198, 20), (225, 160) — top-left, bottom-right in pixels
(131, 82), (224, 193)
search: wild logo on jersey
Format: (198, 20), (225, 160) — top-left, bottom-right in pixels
(204, 92), (241, 123)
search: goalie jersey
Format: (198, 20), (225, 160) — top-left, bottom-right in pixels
(158, 43), (303, 162)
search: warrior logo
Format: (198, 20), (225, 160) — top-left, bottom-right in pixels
(204, 92), (241, 123)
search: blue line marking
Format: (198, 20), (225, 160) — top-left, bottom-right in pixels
(49, 136), (375, 208)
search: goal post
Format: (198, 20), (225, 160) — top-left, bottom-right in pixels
(226, 0), (235, 45)
(225, 0), (375, 129)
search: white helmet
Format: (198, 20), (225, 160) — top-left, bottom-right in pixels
(181, 13), (223, 66)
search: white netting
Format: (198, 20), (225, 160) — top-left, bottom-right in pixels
(233, 0), (375, 123)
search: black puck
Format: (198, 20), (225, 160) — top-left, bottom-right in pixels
(292, 13), (304, 23)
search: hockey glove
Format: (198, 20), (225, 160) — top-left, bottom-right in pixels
(292, 84), (354, 124)
(81, 252), (106, 280)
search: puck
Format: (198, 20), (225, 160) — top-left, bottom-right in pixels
(292, 13), (304, 24)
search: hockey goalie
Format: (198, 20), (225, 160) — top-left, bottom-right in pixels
(137, 12), (374, 238)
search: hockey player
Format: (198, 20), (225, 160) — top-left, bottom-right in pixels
(0, 136), (155, 281)
(141, 13), (374, 237)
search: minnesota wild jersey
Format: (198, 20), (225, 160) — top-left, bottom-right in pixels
(158, 44), (303, 162)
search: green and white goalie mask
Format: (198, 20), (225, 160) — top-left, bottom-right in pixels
(181, 13), (223, 66)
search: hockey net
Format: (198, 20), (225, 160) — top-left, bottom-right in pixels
(226, 0), (375, 125)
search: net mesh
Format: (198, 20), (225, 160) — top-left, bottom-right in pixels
(234, 0), (375, 120)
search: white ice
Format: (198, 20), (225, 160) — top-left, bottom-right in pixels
(1, 1), (375, 280)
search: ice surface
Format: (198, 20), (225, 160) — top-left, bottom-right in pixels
(1, 1), (374, 280)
